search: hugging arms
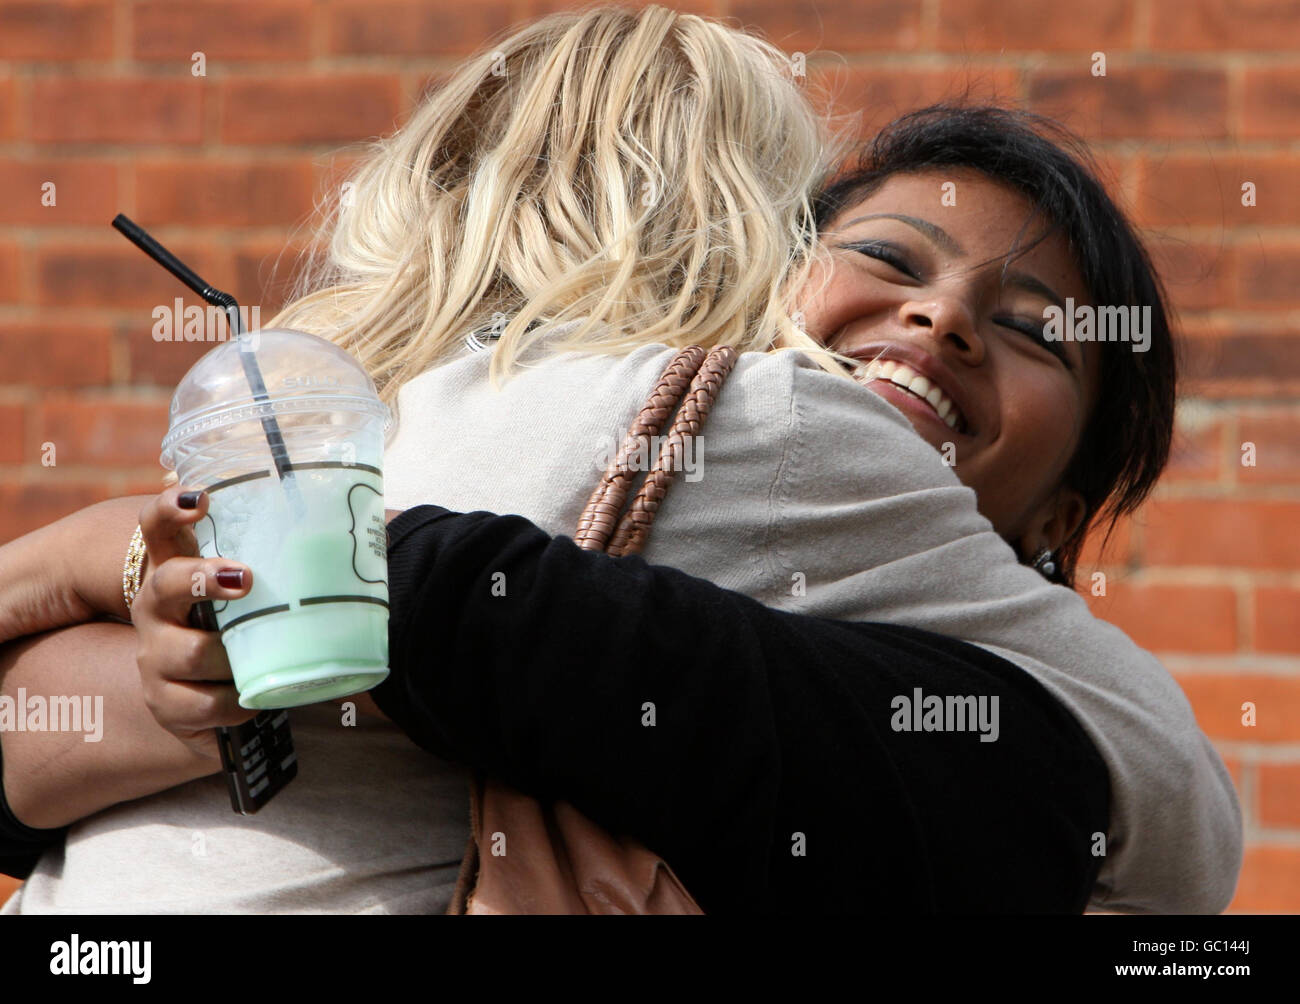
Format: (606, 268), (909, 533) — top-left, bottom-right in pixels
(0, 344), (1241, 913)
(1, 490), (1110, 913)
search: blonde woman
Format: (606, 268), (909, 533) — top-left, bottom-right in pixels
(0, 7), (1236, 913)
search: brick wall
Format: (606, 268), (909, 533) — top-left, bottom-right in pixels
(0, 0), (1297, 913)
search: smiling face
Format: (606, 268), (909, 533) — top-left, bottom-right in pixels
(799, 169), (1102, 557)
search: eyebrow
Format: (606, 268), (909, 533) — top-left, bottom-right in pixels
(838, 213), (963, 255)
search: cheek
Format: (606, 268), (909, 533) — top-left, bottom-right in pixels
(997, 368), (1086, 472)
(795, 255), (872, 345)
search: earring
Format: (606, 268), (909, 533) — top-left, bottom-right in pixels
(1031, 547), (1056, 579)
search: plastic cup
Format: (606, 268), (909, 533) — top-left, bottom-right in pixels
(160, 328), (391, 709)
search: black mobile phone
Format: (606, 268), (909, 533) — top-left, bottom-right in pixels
(189, 599), (297, 814)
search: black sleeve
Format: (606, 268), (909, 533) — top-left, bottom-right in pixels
(0, 737), (68, 880)
(372, 505), (1110, 915)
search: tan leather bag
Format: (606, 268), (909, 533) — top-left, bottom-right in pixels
(445, 345), (738, 915)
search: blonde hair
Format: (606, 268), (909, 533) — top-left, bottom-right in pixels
(270, 4), (846, 411)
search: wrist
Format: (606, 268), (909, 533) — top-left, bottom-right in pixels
(70, 496), (156, 623)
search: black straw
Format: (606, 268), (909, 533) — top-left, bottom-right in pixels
(112, 214), (295, 484)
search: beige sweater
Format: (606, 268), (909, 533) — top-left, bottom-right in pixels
(5, 332), (1242, 914)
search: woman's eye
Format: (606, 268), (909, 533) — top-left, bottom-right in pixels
(997, 316), (1072, 368)
(844, 241), (919, 281)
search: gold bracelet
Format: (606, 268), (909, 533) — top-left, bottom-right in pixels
(122, 524), (147, 612)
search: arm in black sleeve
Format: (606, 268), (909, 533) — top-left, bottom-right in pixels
(372, 505), (1110, 915)
(0, 738), (67, 881)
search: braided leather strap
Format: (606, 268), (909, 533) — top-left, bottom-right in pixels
(573, 346), (707, 552)
(606, 346), (737, 556)
(450, 344), (734, 916)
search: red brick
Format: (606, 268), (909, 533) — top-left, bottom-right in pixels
(1163, 420), (1223, 482)
(811, 68), (1020, 140)
(1180, 326), (1300, 400)
(0, 404), (24, 462)
(0, 240), (20, 303)
(231, 239), (310, 320)
(1229, 846), (1300, 913)
(1175, 673), (1300, 743)
(219, 75), (401, 145)
(135, 159), (314, 227)
(1143, 499), (1300, 570)
(0, 875), (19, 907)
(1237, 414), (1300, 484)
(731, 0), (922, 52)
(31, 78), (203, 145)
(0, 480), (112, 543)
(328, 1), (515, 56)
(126, 319), (229, 388)
(34, 242), (222, 311)
(525, 0), (720, 15)
(1087, 583), (1237, 653)
(0, 322), (112, 387)
(1136, 155), (1300, 228)
(134, 1), (312, 62)
(937, 0), (1131, 50)
(1242, 69), (1300, 140)
(1151, 0), (1300, 51)
(1075, 512), (1136, 571)
(312, 151), (367, 208)
(1027, 67), (1228, 140)
(1147, 238), (1232, 314)
(32, 395), (170, 467)
(1254, 588), (1300, 654)
(1235, 242), (1300, 308)
(0, 76), (17, 140)
(1259, 764), (1300, 828)
(0, 158), (117, 225)
(0, 1), (112, 60)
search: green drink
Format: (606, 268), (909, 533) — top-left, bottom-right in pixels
(160, 328), (391, 709)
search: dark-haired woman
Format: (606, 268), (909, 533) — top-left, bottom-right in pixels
(0, 106), (1239, 915)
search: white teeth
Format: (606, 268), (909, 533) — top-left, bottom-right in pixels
(850, 358), (965, 433)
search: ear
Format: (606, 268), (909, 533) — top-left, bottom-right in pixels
(1015, 486), (1088, 563)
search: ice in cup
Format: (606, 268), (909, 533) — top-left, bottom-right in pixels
(160, 328), (391, 709)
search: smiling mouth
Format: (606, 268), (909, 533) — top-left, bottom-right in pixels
(850, 359), (969, 434)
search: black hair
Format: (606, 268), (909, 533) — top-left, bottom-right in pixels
(812, 104), (1178, 588)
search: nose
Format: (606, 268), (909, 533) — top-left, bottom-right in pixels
(898, 295), (986, 365)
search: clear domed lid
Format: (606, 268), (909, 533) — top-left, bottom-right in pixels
(160, 328), (389, 470)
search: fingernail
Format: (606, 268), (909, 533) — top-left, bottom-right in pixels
(178, 490), (204, 510)
(216, 568), (245, 589)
